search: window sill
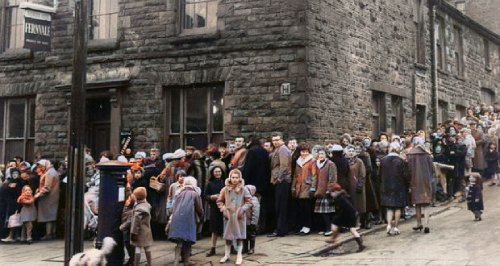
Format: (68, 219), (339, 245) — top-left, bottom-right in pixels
(454, 74), (466, 81)
(170, 31), (220, 44)
(414, 63), (428, 70)
(437, 69), (449, 75)
(88, 38), (119, 52)
(0, 48), (33, 62)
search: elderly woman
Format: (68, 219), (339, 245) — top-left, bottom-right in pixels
(313, 148), (337, 236)
(34, 159), (60, 240)
(379, 142), (409, 235)
(345, 144), (366, 229)
(168, 176), (203, 266)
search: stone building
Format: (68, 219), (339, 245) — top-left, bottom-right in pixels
(446, 0), (500, 35)
(1, 0), (500, 164)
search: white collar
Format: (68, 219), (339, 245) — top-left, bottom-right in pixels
(317, 159), (328, 169)
(297, 155), (313, 167)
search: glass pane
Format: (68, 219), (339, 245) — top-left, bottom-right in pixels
(184, 2), (195, 29)
(170, 89), (181, 133)
(87, 98), (111, 122)
(109, 13), (118, 39)
(25, 140), (34, 164)
(207, 0), (218, 28)
(29, 98), (35, 138)
(5, 140), (23, 163)
(186, 88), (207, 132)
(194, 3), (207, 28)
(211, 134), (224, 146)
(185, 134), (208, 150)
(8, 99), (25, 138)
(0, 99), (4, 138)
(212, 87), (224, 132)
(169, 136), (181, 151)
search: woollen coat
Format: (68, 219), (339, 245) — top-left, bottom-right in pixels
(314, 159), (337, 198)
(379, 153), (410, 208)
(242, 145), (271, 196)
(407, 146), (434, 205)
(217, 178), (252, 241)
(472, 129), (486, 170)
(168, 186), (203, 244)
(466, 184), (483, 211)
(130, 201), (153, 247)
(37, 167), (60, 222)
(348, 157), (366, 214)
(291, 156), (318, 199)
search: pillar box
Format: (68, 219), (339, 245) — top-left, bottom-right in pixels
(95, 160), (130, 266)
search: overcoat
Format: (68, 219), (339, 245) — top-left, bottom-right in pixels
(130, 201), (154, 247)
(292, 155), (318, 199)
(407, 146), (434, 205)
(466, 184), (483, 211)
(217, 178), (252, 240)
(472, 129), (486, 170)
(379, 153), (409, 208)
(348, 158), (366, 214)
(270, 145), (292, 184)
(168, 186), (204, 244)
(314, 159), (337, 213)
(242, 144), (271, 196)
(37, 167), (60, 222)
(358, 152), (379, 212)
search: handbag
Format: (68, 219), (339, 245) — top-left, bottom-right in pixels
(8, 212), (22, 228)
(149, 176), (166, 192)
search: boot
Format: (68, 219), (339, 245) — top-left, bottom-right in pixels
(354, 236), (366, 252)
(220, 244), (231, 263)
(206, 247), (216, 257)
(134, 253), (141, 266)
(174, 246), (181, 266)
(325, 230), (339, 244)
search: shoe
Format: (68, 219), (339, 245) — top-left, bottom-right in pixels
(26, 238), (33, 245)
(40, 234), (53, 241)
(235, 254), (243, 265)
(413, 225), (423, 231)
(299, 227), (310, 236)
(247, 248), (254, 255)
(354, 236), (366, 252)
(267, 232), (285, 237)
(489, 182), (496, 186)
(393, 228), (400, 235)
(318, 231), (325, 235)
(387, 225), (392, 235)
(424, 227), (430, 233)
(365, 221), (372, 229)
(220, 255), (230, 263)
(325, 230), (339, 244)
(206, 247), (216, 257)
(323, 231), (333, 237)
(1, 236), (14, 243)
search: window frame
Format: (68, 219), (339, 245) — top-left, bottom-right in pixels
(436, 16), (446, 71)
(89, 0), (119, 40)
(484, 39), (490, 70)
(1, 0), (24, 53)
(0, 97), (36, 166)
(179, 0), (219, 35)
(414, 0), (426, 65)
(454, 26), (464, 77)
(165, 84), (224, 150)
(371, 91), (386, 139)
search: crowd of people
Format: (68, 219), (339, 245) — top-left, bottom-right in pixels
(0, 103), (498, 265)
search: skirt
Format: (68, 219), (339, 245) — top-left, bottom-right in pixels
(314, 198), (334, 213)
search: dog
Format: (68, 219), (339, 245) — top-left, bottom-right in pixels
(69, 237), (117, 266)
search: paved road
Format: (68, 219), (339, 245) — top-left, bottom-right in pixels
(0, 185), (498, 266)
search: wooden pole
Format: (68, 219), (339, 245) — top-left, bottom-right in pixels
(64, 0), (88, 264)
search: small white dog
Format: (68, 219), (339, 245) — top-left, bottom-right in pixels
(69, 237), (117, 266)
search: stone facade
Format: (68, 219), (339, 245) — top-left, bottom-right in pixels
(446, 0), (500, 35)
(1, 0), (500, 163)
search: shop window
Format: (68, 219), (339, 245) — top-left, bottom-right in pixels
(1, 0), (24, 52)
(0, 97), (36, 165)
(180, 0), (218, 34)
(90, 0), (118, 40)
(167, 85), (224, 150)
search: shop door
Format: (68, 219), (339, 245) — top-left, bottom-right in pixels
(86, 98), (111, 161)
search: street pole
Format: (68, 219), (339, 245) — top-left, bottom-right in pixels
(64, 0), (88, 265)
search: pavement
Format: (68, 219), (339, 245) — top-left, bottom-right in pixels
(0, 197), (461, 266)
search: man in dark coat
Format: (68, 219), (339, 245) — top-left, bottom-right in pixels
(447, 135), (467, 200)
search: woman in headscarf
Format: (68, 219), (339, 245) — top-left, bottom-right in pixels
(34, 159), (60, 240)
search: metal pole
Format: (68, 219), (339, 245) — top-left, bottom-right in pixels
(64, 0), (88, 265)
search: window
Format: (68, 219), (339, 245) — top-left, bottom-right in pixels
(480, 88), (494, 106)
(391, 95), (404, 135)
(436, 17), (446, 71)
(167, 85), (224, 150)
(415, 0), (426, 65)
(454, 26), (464, 77)
(456, 105), (466, 119)
(484, 39), (490, 69)
(1, 0), (24, 52)
(0, 97), (36, 165)
(416, 105), (426, 132)
(371, 92), (386, 139)
(180, 0), (218, 34)
(438, 100), (448, 125)
(90, 0), (118, 40)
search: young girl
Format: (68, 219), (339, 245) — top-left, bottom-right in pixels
(204, 166), (226, 257)
(326, 183), (366, 253)
(217, 169), (252, 265)
(119, 189), (136, 266)
(243, 184), (260, 255)
(130, 187), (153, 266)
(18, 185), (37, 244)
(466, 176), (483, 221)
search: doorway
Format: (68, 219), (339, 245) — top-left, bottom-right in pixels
(86, 98), (111, 161)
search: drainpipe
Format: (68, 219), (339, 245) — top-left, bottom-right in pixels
(429, 0), (439, 130)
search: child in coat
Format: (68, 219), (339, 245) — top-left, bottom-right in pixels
(130, 187), (153, 266)
(243, 184), (260, 255)
(18, 185), (37, 244)
(217, 169), (252, 266)
(466, 176), (484, 221)
(119, 188), (136, 266)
